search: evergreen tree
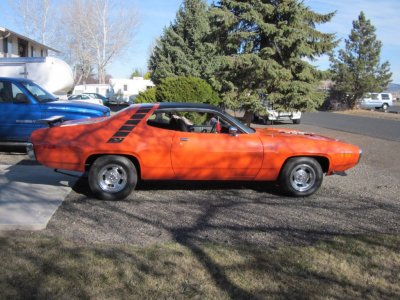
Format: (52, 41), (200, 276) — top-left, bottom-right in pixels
(148, 0), (220, 91)
(330, 12), (392, 108)
(130, 68), (142, 78)
(211, 0), (336, 114)
(156, 77), (220, 105)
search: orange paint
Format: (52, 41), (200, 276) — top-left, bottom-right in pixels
(31, 103), (362, 182)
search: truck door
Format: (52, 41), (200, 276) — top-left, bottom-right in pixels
(0, 80), (42, 142)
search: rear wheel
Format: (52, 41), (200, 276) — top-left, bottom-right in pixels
(279, 157), (323, 197)
(89, 155), (137, 200)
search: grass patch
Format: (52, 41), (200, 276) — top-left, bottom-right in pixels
(0, 234), (399, 299)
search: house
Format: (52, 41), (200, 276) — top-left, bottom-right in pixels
(0, 26), (59, 58)
(109, 77), (155, 102)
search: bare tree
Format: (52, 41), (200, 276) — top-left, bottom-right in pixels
(64, 0), (139, 84)
(62, 0), (96, 84)
(8, 0), (57, 46)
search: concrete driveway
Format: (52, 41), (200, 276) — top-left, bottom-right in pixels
(0, 164), (79, 230)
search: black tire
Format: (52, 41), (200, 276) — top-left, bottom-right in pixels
(293, 119), (301, 124)
(264, 118), (272, 125)
(279, 157), (323, 197)
(88, 155), (137, 200)
(382, 103), (388, 110)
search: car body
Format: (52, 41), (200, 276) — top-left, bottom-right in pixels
(29, 102), (362, 200)
(255, 100), (302, 124)
(82, 93), (109, 105)
(68, 94), (104, 106)
(0, 77), (110, 144)
(359, 93), (393, 110)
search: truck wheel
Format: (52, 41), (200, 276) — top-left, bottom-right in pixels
(265, 119), (272, 125)
(279, 157), (323, 197)
(382, 103), (388, 110)
(293, 119), (301, 124)
(89, 155), (137, 200)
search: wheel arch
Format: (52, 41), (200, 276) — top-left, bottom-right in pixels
(85, 153), (141, 178)
(280, 155), (330, 175)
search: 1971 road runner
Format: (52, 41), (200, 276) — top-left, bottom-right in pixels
(28, 102), (362, 200)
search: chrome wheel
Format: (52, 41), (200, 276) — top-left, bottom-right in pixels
(289, 164), (316, 192)
(98, 164), (127, 193)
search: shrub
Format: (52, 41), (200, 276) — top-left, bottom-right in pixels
(156, 76), (220, 105)
(135, 87), (156, 103)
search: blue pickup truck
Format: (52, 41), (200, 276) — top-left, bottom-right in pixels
(0, 77), (110, 145)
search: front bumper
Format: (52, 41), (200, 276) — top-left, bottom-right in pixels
(26, 143), (36, 160)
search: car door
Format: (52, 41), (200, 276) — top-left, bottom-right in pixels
(0, 80), (42, 142)
(170, 112), (263, 180)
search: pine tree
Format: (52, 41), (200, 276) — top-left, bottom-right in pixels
(330, 12), (392, 108)
(211, 0), (336, 113)
(148, 0), (220, 91)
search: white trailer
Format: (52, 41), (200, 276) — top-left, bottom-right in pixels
(0, 56), (74, 96)
(109, 77), (154, 104)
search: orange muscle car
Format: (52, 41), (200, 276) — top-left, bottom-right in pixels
(29, 103), (362, 200)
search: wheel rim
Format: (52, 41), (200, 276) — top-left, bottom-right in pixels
(289, 164), (316, 192)
(98, 164), (127, 193)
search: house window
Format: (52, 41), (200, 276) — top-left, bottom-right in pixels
(31, 46), (34, 57)
(2, 38), (8, 57)
(124, 85), (128, 91)
(40, 49), (44, 57)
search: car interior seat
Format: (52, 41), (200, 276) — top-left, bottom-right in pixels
(176, 118), (189, 132)
(15, 93), (28, 103)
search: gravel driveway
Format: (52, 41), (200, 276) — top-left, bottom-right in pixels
(23, 124), (396, 247)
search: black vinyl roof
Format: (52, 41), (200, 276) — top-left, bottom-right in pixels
(157, 102), (222, 111)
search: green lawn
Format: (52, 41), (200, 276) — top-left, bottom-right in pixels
(1, 234), (399, 299)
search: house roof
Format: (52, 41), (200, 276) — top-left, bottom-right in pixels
(0, 27), (60, 53)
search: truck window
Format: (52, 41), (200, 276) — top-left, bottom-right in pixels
(0, 81), (24, 103)
(381, 94), (390, 100)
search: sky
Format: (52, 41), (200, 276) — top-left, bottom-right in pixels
(0, 0), (399, 83)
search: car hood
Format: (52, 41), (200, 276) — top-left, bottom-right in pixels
(41, 100), (110, 115)
(255, 127), (336, 141)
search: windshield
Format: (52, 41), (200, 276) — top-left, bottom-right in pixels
(22, 82), (57, 103)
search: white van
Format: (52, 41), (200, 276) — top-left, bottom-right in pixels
(360, 93), (393, 110)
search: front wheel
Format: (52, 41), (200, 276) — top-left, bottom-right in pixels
(382, 103), (388, 110)
(279, 157), (323, 197)
(293, 119), (301, 124)
(89, 155), (137, 200)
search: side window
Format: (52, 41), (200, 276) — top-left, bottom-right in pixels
(381, 94), (389, 100)
(147, 110), (234, 134)
(0, 81), (24, 103)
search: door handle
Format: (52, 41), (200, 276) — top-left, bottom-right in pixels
(180, 137), (189, 142)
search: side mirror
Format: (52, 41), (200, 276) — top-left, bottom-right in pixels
(229, 126), (238, 136)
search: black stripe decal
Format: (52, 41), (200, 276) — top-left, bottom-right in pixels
(114, 131), (130, 137)
(131, 113), (147, 119)
(108, 138), (124, 143)
(107, 106), (152, 143)
(119, 125), (136, 131)
(126, 119), (140, 125)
